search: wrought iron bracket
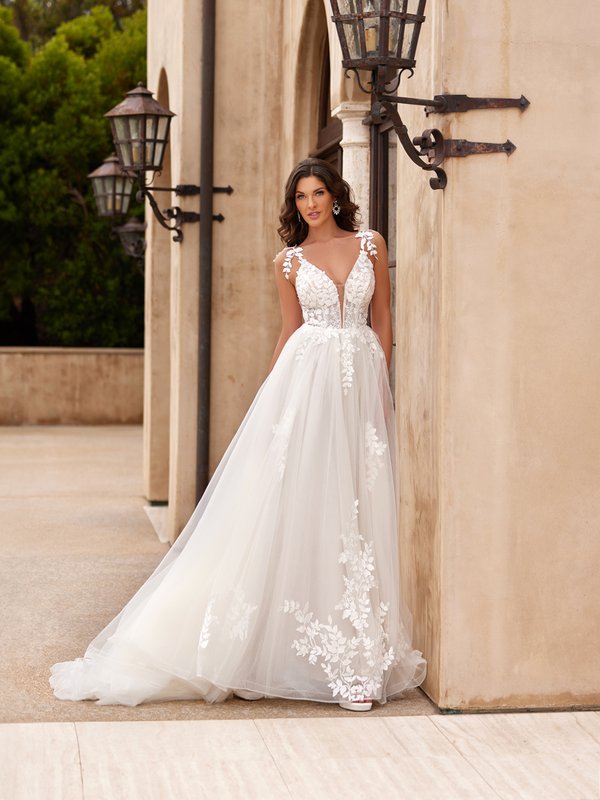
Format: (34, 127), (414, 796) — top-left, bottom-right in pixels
(137, 180), (233, 242)
(441, 139), (516, 158)
(426, 94), (530, 116)
(380, 101), (447, 190)
(380, 92), (530, 116)
(374, 87), (528, 190)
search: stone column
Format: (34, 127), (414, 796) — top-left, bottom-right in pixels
(142, 209), (171, 502)
(332, 101), (371, 222)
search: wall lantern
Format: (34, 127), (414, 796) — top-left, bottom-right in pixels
(105, 84), (205, 242)
(88, 154), (135, 217)
(114, 218), (147, 264)
(330, 0), (530, 189)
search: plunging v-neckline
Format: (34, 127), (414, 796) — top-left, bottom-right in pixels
(296, 246), (363, 289)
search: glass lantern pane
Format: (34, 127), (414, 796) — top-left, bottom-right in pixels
(129, 115), (142, 140)
(364, 18), (379, 56)
(337, 0), (359, 14)
(114, 176), (125, 194)
(154, 142), (166, 170)
(145, 142), (157, 168)
(131, 141), (143, 168)
(402, 21), (415, 58)
(364, 0), (381, 13)
(145, 115), (158, 139)
(121, 191), (132, 215)
(388, 16), (404, 57)
(116, 142), (132, 168)
(95, 193), (107, 215)
(113, 117), (128, 140)
(344, 20), (362, 60)
(156, 116), (169, 140)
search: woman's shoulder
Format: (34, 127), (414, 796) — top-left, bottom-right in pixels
(356, 228), (386, 257)
(273, 245), (304, 281)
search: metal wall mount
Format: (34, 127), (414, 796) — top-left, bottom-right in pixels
(365, 67), (530, 190)
(138, 181), (233, 242)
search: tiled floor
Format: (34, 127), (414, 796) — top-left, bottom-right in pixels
(2, 711), (599, 800)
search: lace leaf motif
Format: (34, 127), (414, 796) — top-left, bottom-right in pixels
(283, 499), (396, 702)
(365, 422), (387, 491)
(198, 589), (257, 649)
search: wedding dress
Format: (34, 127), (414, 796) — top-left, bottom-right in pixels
(50, 230), (426, 706)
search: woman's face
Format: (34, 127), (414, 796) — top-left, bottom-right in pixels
(295, 175), (334, 229)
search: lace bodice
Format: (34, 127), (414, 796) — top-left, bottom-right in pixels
(282, 231), (377, 329)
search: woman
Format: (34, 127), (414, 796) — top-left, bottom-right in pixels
(50, 158), (426, 711)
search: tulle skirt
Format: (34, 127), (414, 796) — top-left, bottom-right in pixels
(50, 323), (426, 706)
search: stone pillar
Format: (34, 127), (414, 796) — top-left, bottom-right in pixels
(142, 211), (171, 502)
(142, 71), (171, 503)
(333, 101), (371, 222)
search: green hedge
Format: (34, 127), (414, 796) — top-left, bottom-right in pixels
(0, 4), (147, 346)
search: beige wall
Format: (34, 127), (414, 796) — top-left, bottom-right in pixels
(146, 0), (600, 708)
(397, 1), (600, 709)
(147, 0), (335, 538)
(0, 348), (143, 424)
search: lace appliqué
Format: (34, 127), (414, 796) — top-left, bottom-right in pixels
(197, 590), (258, 649)
(199, 598), (218, 649)
(271, 406), (296, 478)
(282, 247), (303, 281)
(293, 326), (384, 394)
(340, 335), (357, 394)
(365, 422), (387, 491)
(282, 499), (395, 702)
(356, 229), (378, 259)
(226, 589), (258, 641)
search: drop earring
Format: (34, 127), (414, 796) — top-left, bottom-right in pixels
(332, 199), (341, 216)
(297, 211), (302, 222)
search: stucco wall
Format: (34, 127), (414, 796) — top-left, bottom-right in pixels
(0, 348), (143, 424)
(397, 1), (600, 709)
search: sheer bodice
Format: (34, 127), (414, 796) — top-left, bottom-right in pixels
(283, 230), (377, 329)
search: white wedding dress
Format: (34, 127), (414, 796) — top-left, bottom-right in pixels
(50, 230), (426, 706)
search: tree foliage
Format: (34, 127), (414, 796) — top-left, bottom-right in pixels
(0, 4), (146, 346)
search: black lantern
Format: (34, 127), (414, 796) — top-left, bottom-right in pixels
(331, 0), (426, 72)
(88, 154), (134, 217)
(114, 218), (146, 262)
(329, 0), (529, 190)
(105, 84), (173, 173)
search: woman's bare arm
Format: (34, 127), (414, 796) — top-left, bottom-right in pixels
(368, 231), (393, 369)
(268, 250), (304, 372)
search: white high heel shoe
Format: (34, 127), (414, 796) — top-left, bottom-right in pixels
(338, 700), (373, 712)
(233, 689), (264, 701)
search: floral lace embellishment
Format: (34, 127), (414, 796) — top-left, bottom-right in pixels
(197, 590), (258, 648)
(356, 230), (378, 258)
(199, 598), (218, 649)
(282, 246), (303, 280)
(340, 334), (358, 394)
(283, 499), (396, 702)
(365, 422), (387, 490)
(226, 589), (258, 641)
(272, 406), (296, 477)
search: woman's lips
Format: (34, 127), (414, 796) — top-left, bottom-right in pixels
(308, 212), (320, 219)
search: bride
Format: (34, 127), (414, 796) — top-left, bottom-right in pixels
(50, 157), (426, 711)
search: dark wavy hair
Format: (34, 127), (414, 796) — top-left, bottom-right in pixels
(277, 158), (360, 246)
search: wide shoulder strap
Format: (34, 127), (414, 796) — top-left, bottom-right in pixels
(356, 230), (377, 259)
(281, 246), (303, 280)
